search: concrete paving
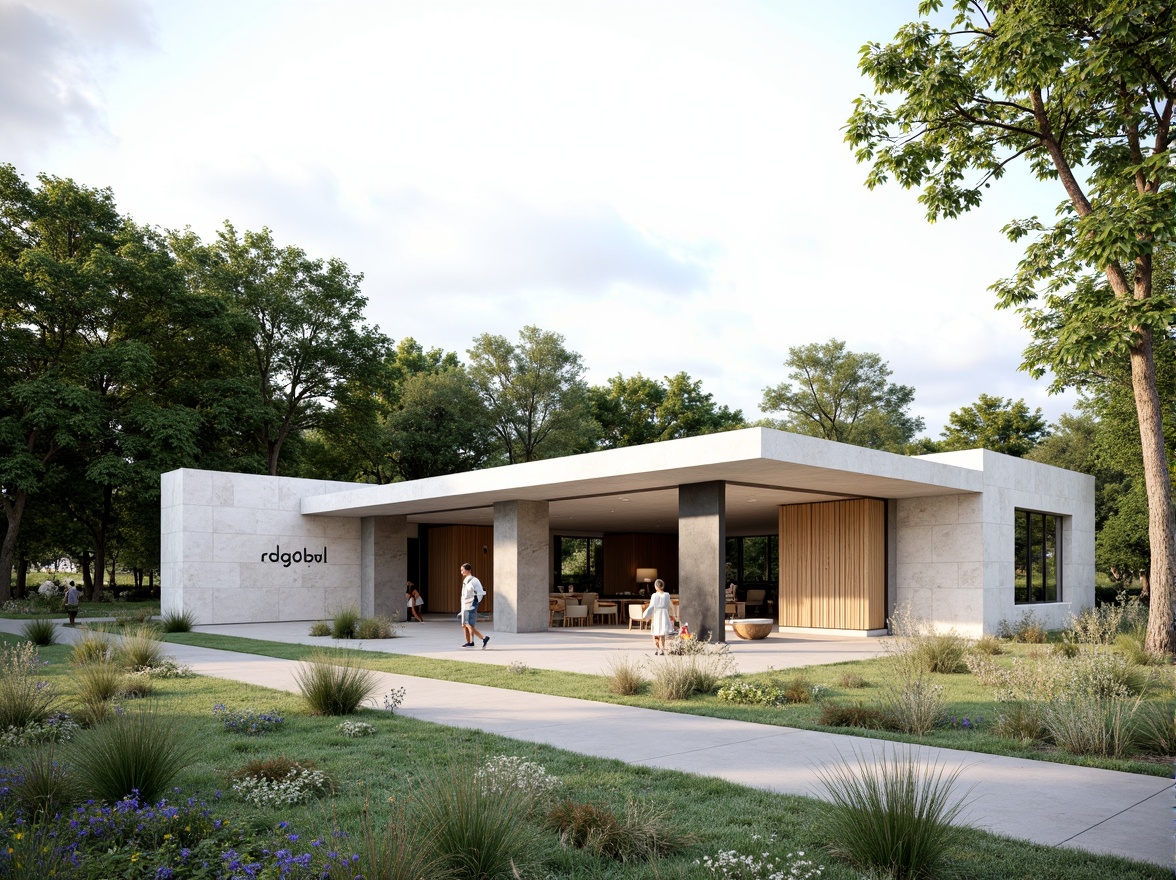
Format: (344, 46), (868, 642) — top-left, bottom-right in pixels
(2, 617), (1171, 869)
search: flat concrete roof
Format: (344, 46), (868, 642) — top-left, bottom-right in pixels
(301, 427), (984, 534)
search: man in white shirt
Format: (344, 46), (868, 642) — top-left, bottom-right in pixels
(459, 563), (489, 649)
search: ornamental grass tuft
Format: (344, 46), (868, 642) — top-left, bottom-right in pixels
(73, 659), (127, 704)
(21, 618), (58, 646)
(9, 744), (79, 818)
(114, 623), (166, 670)
(294, 649), (380, 715)
(330, 606), (360, 639)
(544, 798), (687, 862)
(70, 632), (112, 666)
(815, 746), (971, 880)
(160, 608), (198, 633)
(414, 764), (541, 880)
(0, 641), (60, 730)
(329, 799), (445, 880)
(70, 702), (198, 803)
(604, 655), (646, 695)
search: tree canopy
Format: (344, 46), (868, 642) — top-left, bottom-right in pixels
(467, 325), (594, 463)
(589, 371), (744, 449)
(848, 0), (1176, 652)
(760, 338), (924, 452)
(936, 394), (1049, 456)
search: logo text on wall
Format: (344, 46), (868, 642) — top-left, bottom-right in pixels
(262, 546), (328, 568)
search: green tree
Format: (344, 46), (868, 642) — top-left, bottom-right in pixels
(760, 338), (924, 451)
(172, 224), (392, 476)
(938, 394), (1048, 456)
(847, 1), (1176, 652)
(467, 325), (594, 463)
(385, 369), (498, 480)
(0, 166), (206, 600)
(588, 371), (743, 449)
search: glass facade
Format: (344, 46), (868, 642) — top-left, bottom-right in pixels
(724, 535), (779, 586)
(555, 536), (603, 591)
(1014, 509), (1060, 604)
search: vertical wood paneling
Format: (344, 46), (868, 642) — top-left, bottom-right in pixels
(427, 526), (494, 613)
(778, 498), (885, 630)
(602, 534), (679, 594)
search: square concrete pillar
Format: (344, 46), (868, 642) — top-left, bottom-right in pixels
(361, 515), (407, 620)
(493, 500), (549, 633)
(679, 481), (726, 641)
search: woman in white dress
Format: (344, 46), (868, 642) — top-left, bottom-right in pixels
(643, 579), (673, 655)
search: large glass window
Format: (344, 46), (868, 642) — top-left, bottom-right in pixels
(725, 535), (779, 586)
(1015, 510), (1060, 604)
(555, 536), (603, 591)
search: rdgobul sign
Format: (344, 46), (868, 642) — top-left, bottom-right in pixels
(262, 545), (328, 568)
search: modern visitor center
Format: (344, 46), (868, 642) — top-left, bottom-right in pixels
(160, 427), (1094, 639)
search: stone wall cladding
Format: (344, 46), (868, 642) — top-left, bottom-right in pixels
(161, 469), (362, 625)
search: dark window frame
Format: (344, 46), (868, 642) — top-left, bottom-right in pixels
(1014, 509), (1061, 604)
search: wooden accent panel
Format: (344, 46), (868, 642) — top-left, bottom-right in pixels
(602, 533), (679, 595)
(427, 526), (494, 614)
(779, 498), (885, 630)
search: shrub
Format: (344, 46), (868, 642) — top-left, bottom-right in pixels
(113, 608), (154, 628)
(815, 747), (971, 880)
(70, 632), (112, 666)
(309, 621), (331, 637)
(414, 765), (541, 880)
(991, 702), (1046, 744)
(229, 757), (332, 807)
(997, 610), (1048, 643)
(294, 650), (380, 715)
(818, 703), (885, 730)
(717, 680), (785, 706)
(1064, 649), (1145, 699)
(0, 712), (80, 748)
(1052, 641), (1081, 658)
(356, 615), (398, 639)
(836, 672), (869, 688)
(506, 660), (530, 675)
(114, 624), (166, 670)
(1068, 591), (1148, 646)
(71, 703), (198, 803)
(605, 655), (646, 695)
(545, 798), (686, 862)
(475, 755), (561, 812)
(654, 637), (736, 698)
(0, 642), (60, 730)
(1041, 695), (1140, 758)
(879, 671), (944, 736)
(159, 609), (197, 633)
(8, 745), (79, 818)
(337, 720), (377, 738)
(213, 704), (285, 735)
(119, 670), (156, 699)
(1131, 701), (1176, 756)
(21, 618), (57, 646)
(970, 636), (1004, 656)
(331, 606), (360, 639)
(782, 675), (819, 704)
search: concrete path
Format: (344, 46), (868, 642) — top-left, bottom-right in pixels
(3, 618), (1171, 869)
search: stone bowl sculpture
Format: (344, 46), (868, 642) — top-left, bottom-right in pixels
(730, 618), (774, 640)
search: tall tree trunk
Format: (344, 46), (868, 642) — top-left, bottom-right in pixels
(1129, 337), (1176, 655)
(0, 490), (28, 603)
(80, 550), (93, 597)
(15, 557), (29, 599)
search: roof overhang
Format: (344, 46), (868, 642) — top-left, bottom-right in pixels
(300, 428), (983, 535)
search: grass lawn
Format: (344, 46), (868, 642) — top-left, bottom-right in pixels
(0, 633), (1166, 880)
(0, 597), (161, 621)
(165, 631), (1176, 779)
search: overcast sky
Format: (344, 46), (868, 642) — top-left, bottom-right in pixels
(2, 0), (1080, 436)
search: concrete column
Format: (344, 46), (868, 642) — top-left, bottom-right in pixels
(493, 500), (550, 633)
(360, 515), (407, 620)
(678, 481), (726, 641)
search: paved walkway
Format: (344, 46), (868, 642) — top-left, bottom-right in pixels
(3, 618), (1171, 868)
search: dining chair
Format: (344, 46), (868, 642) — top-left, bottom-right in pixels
(563, 604), (589, 627)
(549, 598), (565, 627)
(627, 603), (649, 630)
(745, 589), (766, 615)
(594, 601), (618, 625)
